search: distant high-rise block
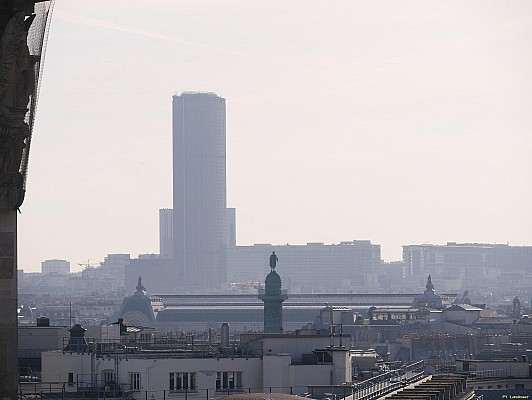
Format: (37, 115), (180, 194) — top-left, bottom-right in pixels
(402, 242), (532, 280)
(227, 240), (382, 290)
(41, 259), (70, 275)
(172, 92), (227, 288)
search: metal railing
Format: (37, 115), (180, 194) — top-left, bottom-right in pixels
(469, 369), (507, 381)
(20, 385), (322, 400)
(19, 381), (132, 400)
(19, 378), (426, 400)
(350, 360), (425, 400)
(143, 386), (310, 400)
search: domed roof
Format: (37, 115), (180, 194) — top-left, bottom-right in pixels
(68, 324), (86, 337)
(412, 275), (443, 309)
(263, 270), (283, 297)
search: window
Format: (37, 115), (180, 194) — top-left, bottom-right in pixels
(68, 372), (74, 386)
(315, 351), (333, 364)
(516, 384), (525, 390)
(216, 372), (242, 390)
(103, 369), (115, 384)
(169, 372), (196, 390)
(130, 372), (141, 391)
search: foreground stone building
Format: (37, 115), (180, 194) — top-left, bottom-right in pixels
(0, 1), (53, 397)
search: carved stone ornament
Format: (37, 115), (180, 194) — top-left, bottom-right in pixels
(0, 10), (37, 209)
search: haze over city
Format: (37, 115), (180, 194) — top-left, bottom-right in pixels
(19, 0), (532, 272)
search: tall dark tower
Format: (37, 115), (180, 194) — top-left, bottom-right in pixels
(172, 92), (227, 289)
(259, 252), (288, 333)
(0, 2), (54, 398)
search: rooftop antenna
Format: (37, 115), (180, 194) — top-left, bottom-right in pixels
(69, 302), (72, 327)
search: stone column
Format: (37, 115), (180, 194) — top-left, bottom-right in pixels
(0, 1), (41, 397)
(0, 208), (18, 399)
(259, 269), (288, 334)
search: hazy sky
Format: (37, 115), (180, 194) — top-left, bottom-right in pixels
(20, 0), (532, 272)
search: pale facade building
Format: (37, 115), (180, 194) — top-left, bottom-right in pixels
(42, 331), (353, 398)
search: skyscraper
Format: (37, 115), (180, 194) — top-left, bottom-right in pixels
(172, 92), (227, 289)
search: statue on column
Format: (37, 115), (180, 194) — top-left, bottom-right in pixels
(269, 251), (278, 271)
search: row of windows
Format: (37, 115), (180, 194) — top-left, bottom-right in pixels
(170, 372), (196, 390)
(476, 384), (525, 390)
(127, 371), (243, 391)
(216, 372), (242, 390)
